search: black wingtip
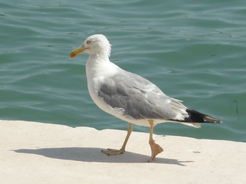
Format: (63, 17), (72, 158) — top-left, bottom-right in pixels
(185, 109), (222, 124)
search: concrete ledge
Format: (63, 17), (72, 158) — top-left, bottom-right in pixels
(0, 120), (245, 184)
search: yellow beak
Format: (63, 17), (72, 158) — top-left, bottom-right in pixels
(69, 47), (87, 58)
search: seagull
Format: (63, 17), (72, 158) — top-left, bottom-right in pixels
(69, 34), (222, 162)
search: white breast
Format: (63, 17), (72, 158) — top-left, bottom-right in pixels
(86, 57), (119, 114)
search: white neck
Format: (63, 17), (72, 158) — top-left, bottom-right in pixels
(86, 53), (119, 79)
(86, 54), (108, 78)
(88, 53), (109, 62)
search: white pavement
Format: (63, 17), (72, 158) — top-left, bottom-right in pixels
(0, 120), (245, 184)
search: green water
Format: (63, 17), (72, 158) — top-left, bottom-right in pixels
(1, 0), (245, 142)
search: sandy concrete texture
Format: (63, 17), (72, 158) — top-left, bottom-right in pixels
(0, 120), (245, 184)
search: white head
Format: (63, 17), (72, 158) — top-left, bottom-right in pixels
(70, 34), (111, 58)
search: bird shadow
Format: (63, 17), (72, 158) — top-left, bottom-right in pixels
(14, 147), (193, 166)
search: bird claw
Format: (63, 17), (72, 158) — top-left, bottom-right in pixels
(101, 148), (125, 156)
(148, 142), (163, 162)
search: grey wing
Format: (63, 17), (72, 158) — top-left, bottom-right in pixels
(97, 70), (188, 121)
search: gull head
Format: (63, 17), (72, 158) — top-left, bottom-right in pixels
(70, 34), (111, 58)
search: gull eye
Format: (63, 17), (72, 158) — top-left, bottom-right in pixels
(86, 40), (91, 45)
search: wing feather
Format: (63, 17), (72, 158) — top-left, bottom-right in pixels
(97, 70), (188, 121)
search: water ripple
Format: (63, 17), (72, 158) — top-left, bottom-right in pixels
(0, 0), (245, 142)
